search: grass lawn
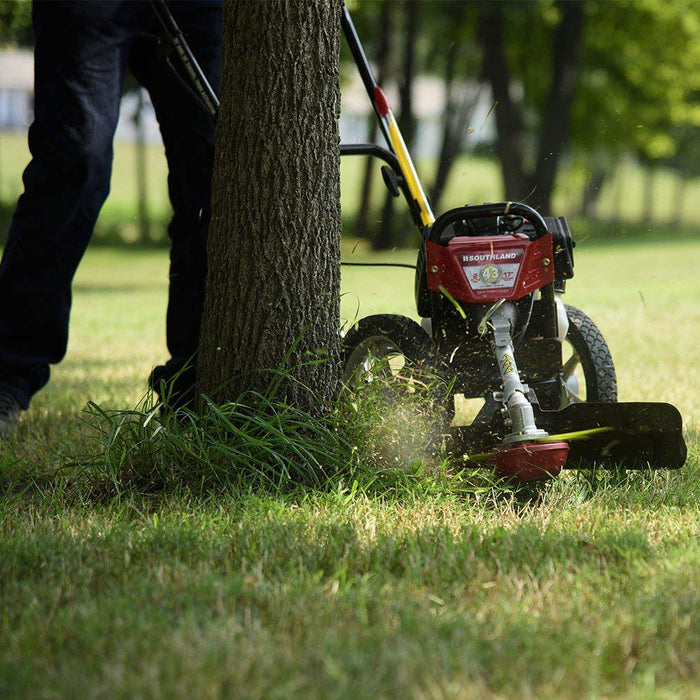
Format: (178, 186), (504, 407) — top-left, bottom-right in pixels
(4, 128), (700, 234)
(0, 236), (698, 697)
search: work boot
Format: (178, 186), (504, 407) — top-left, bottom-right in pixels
(0, 391), (21, 438)
(148, 364), (197, 414)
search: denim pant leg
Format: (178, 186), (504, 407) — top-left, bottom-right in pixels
(0, 1), (145, 408)
(131, 1), (222, 385)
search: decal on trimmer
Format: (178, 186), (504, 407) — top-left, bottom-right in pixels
(463, 250), (523, 291)
(479, 264), (502, 284)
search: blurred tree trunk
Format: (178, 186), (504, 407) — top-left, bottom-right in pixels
(611, 159), (625, 224)
(198, 0), (342, 410)
(531, 1), (585, 214)
(374, 0), (419, 250)
(133, 89), (151, 243)
(672, 172), (686, 226)
(429, 42), (481, 213)
(477, 4), (528, 201)
(356, 0), (395, 240)
(478, 1), (585, 214)
(642, 166), (655, 223)
(429, 35), (457, 212)
(579, 156), (607, 218)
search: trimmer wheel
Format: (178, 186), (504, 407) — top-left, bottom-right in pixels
(341, 314), (434, 385)
(561, 305), (617, 404)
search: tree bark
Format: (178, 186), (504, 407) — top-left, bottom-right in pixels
(198, 0), (342, 411)
(396, 0), (418, 149)
(642, 166), (655, 223)
(430, 64), (481, 212)
(429, 36), (459, 211)
(580, 162), (606, 218)
(672, 171), (686, 226)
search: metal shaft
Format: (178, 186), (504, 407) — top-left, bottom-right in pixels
(489, 304), (548, 444)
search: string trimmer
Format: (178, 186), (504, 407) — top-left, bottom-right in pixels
(152, 0), (686, 480)
(338, 7), (686, 480)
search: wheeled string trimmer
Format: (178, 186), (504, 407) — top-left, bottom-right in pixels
(338, 7), (686, 479)
(152, 1), (687, 480)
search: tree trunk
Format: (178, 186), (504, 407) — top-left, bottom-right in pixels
(642, 166), (655, 223)
(672, 171), (686, 226)
(429, 35), (458, 211)
(198, 0), (342, 411)
(477, 5), (528, 201)
(374, 0), (419, 250)
(396, 0), (418, 149)
(531, 0), (585, 214)
(133, 89), (151, 244)
(579, 153), (607, 218)
(611, 158), (625, 224)
(478, 2), (585, 211)
(356, 0), (394, 240)
(430, 80), (481, 213)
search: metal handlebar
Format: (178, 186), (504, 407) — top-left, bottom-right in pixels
(428, 202), (550, 244)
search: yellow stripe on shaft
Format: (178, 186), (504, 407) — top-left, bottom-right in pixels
(533, 427), (614, 443)
(457, 427), (614, 462)
(386, 114), (434, 227)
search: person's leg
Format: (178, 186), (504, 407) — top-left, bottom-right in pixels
(130, 0), (222, 408)
(0, 1), (146, 410)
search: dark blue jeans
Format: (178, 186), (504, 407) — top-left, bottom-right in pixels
(0, 0), (222, 408)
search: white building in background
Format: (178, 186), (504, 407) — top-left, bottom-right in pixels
(0, 49), (495, 156)
(0, 50), (33, 129)
(0, 49), (160, 140)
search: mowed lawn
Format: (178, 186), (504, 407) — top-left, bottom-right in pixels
(1, 236), (698, 696)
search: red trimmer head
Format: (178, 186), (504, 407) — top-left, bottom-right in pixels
(490, 441), (570, 481)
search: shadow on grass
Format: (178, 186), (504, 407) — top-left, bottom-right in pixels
(1, 360), (696, 511)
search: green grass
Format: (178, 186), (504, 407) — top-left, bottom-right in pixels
(5, 128), (700, 241)
(2, 479), (698, 698)
(0, 237), (698, 697)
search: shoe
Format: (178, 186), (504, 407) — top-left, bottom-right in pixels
(0, 391), (21, 438)
(148, 364), (197, 413)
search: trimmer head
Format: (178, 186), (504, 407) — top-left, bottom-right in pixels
(490, 441), (570, 481)
(452, 401), (687, 476)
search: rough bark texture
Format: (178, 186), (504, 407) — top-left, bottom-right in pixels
(198, 0), (342, 410)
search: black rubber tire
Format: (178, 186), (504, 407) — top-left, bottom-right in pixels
(341, 314), (434, 384)
(563, 304), (617, 403)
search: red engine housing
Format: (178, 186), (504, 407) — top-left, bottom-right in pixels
(426, 233), (555, 303)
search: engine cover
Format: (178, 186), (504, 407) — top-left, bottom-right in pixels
(425, 233), (555, 303)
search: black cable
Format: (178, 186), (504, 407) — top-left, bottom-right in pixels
(513, 292), (536, 347)
(341, 262), (416, 270)
(162, 54), (212, 114)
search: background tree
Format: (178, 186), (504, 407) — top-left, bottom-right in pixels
(478, 0), (585, 213)
(425, 1), (482, 213)
(0, 0), (32, 47)
(475, 0), (700, 215)
(374, 0), (421, 250)
(355, 0), (395, 240)
(198, 0), (342, 410)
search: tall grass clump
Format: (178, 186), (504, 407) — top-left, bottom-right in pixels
(76, 360), (494, 501)
(82, 393), (350, 497)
